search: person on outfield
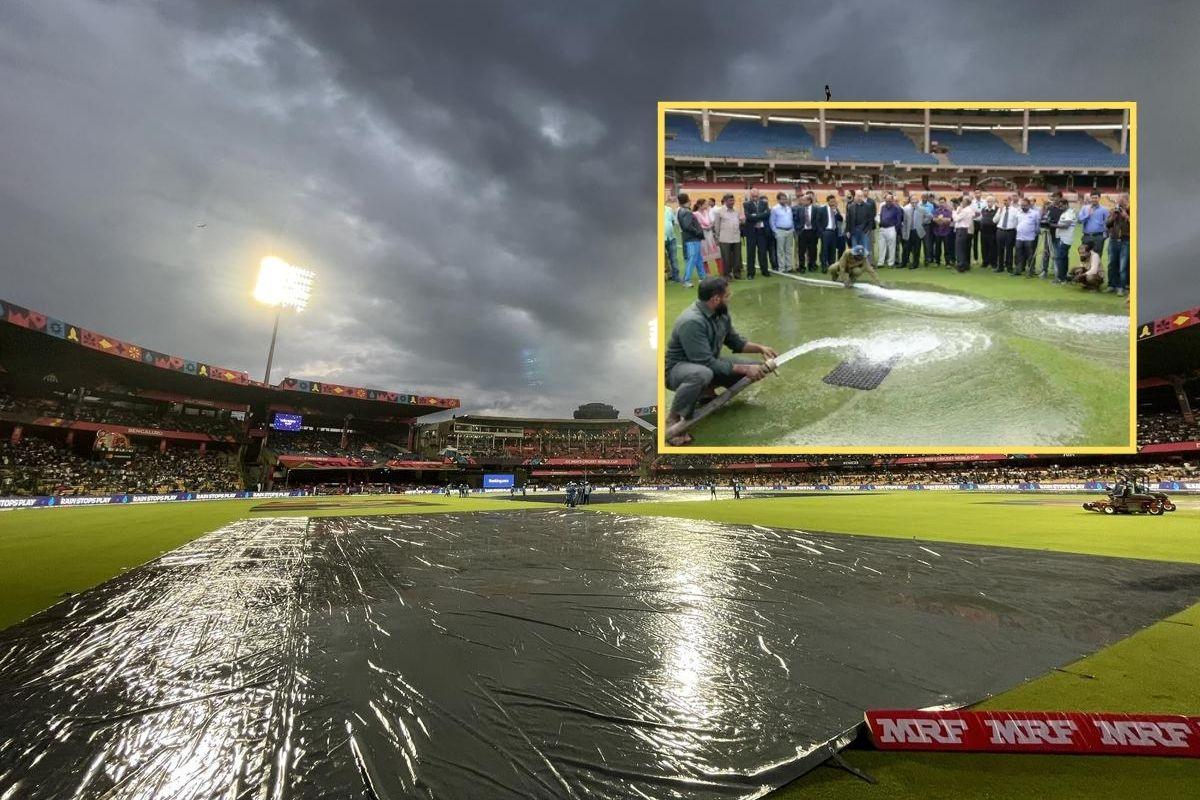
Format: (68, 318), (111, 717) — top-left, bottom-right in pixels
(1106, 193), (1131, 297)
(663, 192), (681, 283)
(828, 245), (882, 288)
(877, 192), (903, 267)
(1053, 197), (1078, 284)
(920, 193), (937, 265)
(664, 277), (778, 445)
(793, 193), (820, 272)
(1078, 190), (1109, 262)
(713, 193), (744, 279)
(1012, 196), (1042, 277)
(769, 192), (795, 273)
(1070, 241), (1104, 289)
(743, 188), (771, 279)
(1038, 193), (1065, 279)
(697, 198), (721, 277)
(994, 194), (1019, 273)
(977, 195), (999, 269)
(676, 192), (706, 287)
(932, 197), (954, 266)
(846, 190), (875, 264)
(970, 189), (986, 262)
(952, 197), (975, 272)
(900, 194), (928, 270)
(819, 194), (844, 268)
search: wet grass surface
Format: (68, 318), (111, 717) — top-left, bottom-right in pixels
(663, 265), (1131, 447)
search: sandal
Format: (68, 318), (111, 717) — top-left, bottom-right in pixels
(667, 433), (694, 446)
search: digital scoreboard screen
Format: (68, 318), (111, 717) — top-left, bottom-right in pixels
(483, 473), (515, 489)
(271, 412), (303, 432)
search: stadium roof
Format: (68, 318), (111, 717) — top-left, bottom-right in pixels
(0, 298), (458, 419)
(667, 107), (1128, 129)
(1137, 307), (1200, 382)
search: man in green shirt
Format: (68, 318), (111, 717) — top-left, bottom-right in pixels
(664, 277), (777, 445)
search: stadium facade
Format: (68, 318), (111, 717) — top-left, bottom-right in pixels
(2, 294), (1198, 502)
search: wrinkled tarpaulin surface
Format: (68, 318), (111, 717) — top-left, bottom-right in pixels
(2, 510), (1200, 799)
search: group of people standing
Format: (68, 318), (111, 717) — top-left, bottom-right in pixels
(665, 186), (1131, 295)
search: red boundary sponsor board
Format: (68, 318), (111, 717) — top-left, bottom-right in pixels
(866, 709), (1200, 757)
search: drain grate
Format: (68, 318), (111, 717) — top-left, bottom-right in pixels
(822, 354), (901, 390)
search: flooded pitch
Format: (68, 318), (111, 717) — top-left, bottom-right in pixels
(666, 275), (1130, 448)
(2, 510), (1197, 799)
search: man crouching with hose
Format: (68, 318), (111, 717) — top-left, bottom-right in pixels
(664, 277), (777, 446)
(828, 244), (882, 288)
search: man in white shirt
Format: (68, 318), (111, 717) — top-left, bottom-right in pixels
(663, 193), (681, 283)
(994, 195), (1019, 274)
(952, 197), (976, 272)
(877, 192), (903, 268)
(970, 189), (986, 264)
(712, 193), (744, 279)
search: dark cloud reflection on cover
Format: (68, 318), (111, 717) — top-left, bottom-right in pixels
(0, 0), (1193, 415)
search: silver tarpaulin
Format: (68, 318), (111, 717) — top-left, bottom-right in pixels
(2, 510), (1198, 799)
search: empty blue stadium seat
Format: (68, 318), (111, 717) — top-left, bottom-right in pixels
(665, 116), (1127, 169)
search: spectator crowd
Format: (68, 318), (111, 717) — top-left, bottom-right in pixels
(0, 436), (241, 496)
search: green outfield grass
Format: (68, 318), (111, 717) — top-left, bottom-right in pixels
(0, 494), (517, 630)
(593, 492), (1200, 564)
(663, 248), (1131, 448)
(1, 491), (1195, 798)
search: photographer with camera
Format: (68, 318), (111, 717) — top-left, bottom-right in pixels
(1106, 193), (1131, 297)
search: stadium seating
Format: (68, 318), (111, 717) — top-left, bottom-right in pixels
(267, 430), (410, 462)
(1021, 131), (1128, 169)
(667, 116), (937, 164)
(1138, 411), (1200, 445)
(0, 436), (240, 496)
(933, 130), (1030, 167)
(667, 115), (1128, 169)
(419, 422), (647, 461)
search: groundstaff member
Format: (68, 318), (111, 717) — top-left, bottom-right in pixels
(828, 245), (882, 288)
(664, 277), (777, 445)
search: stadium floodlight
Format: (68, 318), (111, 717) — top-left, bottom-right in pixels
(254, 256), (316, 384)
(254, 256), (314, 311)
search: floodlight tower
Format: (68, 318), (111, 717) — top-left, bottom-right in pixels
(253, 256), (315, 384)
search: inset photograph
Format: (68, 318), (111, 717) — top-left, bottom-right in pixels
(660, 103), (1135, 451)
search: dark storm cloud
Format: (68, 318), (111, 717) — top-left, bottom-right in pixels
(1, 1), (1196, 416)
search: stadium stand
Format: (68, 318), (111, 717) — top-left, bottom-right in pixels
(1138, 411), (1200, 444)
(667, 116), (938, 164)
(0, 435), (240, 496)
(0, 388), (241, 437)
(666, 110), (1129, 170)
(266, 430), (410, 461)
(3, 296), (1198, 498)
(418, 416), (648, 461)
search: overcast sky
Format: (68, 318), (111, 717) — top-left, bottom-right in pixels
(2, 1), (1196, 417)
